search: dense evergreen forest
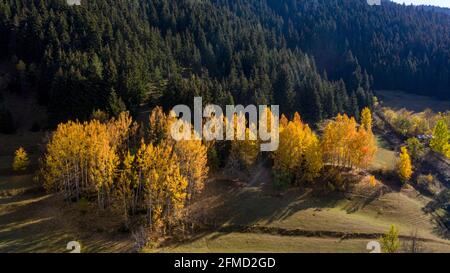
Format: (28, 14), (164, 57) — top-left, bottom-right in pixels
(0, 0), (448, 127)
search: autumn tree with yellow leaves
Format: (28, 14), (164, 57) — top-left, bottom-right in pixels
(174, 139), (209, 202)
(135, 141), (188, 231)
(41, 119), (121, 208)
(108, 112), (139, 155)
(230, 127), (259, 170)
(322, 114), (377, 169)
(148, 106), (174, 145)
(148, 107), (209, 201)
(398, 146), (413, 183)
(361, 107), (372, 132)
(273, 113), (323, 186)
(369, 175), (377, 187)
(226, 112), (260, 171)
(41, 112), (137, 206)
(40, 105), (385, 231)
(430, 120), (450, 159)
(40, 109), (196, 231)
(116, 151), (138, 226)
(12, 147), (29, 172)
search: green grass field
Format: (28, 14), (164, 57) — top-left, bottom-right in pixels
(2, 130), (450, 253)
(153, 232), (450, 253)
(154, 233), (370, 253)
(0, 174), (132, 253)
(376, 90), (450, 112)
(0, 134), (133, 253)
(145, 126), (450, 253)
(149, 176), (450, 253)
(370, 135), (397, 171)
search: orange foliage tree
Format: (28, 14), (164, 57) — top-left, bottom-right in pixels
(322, 113), (377, 169)
(273, 113), (323, 186)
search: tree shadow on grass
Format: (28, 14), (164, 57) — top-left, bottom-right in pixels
(161, 179), (346, 249)
(0, 193), (71, 252)
(207, 184), (342, 227)
(423, 190), (450, 240)
(0, 191), (133, 253)
(342, 185), (391, 214)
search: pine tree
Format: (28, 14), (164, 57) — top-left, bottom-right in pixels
(273, 67), (295, 115)
(349, 92), (360, 120)
(108, 89), (127, 117)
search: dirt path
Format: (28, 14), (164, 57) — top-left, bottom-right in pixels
(373, 111), (404, 149)
(194, 224), (450, 245)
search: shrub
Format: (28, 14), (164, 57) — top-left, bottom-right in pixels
(416, 174), (439, 195)
(273, 169), (292, 190)
(77, 198), (89, 215)
(206, 145), (220, 172)
(380, 225), (400, 253)
(12, 147), (30, 172)
(405, 137), (424, 161)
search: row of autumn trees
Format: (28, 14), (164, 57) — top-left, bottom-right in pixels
(381, 107), (450, 159)
(40, 109), (208, 231)
(39, 106), (377, 231)
(272, 108), (376, 187)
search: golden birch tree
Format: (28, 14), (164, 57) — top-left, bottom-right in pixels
(398, 146), (413, 183)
